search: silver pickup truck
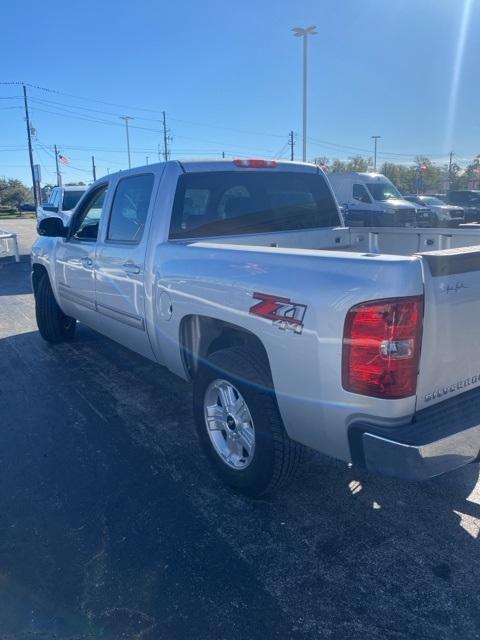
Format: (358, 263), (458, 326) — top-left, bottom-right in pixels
(32, 159), (480, 496)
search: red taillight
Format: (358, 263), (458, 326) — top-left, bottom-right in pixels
(233, 159), (278, 168)
(342, 296), (423, 399)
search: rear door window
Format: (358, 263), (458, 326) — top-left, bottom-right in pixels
(169, 171), (339, 239)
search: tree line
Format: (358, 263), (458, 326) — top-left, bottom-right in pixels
(313, 154), (480, 194)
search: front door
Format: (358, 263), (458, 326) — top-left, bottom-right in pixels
(54, 184), (108, 325)
(349, 183), (374, 226)
(94, 172), (156, 359)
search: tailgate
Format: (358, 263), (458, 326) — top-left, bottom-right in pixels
(416, 245), (480, 410)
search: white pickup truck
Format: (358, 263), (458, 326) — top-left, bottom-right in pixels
(32, 159), (480, 496)
(37, 185), (88, 226)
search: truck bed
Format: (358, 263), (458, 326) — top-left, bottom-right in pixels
(203, 224), (480, 256)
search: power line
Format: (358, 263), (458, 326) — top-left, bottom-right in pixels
(3, 82), (477, 167)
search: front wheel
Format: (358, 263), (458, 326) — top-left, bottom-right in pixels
(35, 274), (76, 343)
(193, 346), (303, 497)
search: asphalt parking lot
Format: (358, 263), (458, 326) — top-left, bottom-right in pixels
(1, 219), (480, 639)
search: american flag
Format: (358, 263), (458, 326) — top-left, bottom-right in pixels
(58, 154), (70, 165)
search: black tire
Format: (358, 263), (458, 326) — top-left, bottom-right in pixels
(35, 274), (76, 343)
(193, 346), (304, 497)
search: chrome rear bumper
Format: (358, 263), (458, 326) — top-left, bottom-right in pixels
(361, 425), (480, 480)
(350, 386), (480, 480)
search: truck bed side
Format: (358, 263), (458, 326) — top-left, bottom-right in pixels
(148, 241), (424, 462)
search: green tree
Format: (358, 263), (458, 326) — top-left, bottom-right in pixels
(327, 156), (372, 173)
(0, 178), (32, 208)
(461, 155), (480, 189)
(381, 162), (416, 194)
(329, 158), (347, 172)
(346, 155), (372, 172)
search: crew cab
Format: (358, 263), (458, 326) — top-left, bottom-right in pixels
(37, 185), (88, 226)
(31, 160), (480, 496)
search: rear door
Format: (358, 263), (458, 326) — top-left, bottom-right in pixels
(94, 171), (157, 359)
(416, 246), (480, 410)
(54, 183), (109, 326)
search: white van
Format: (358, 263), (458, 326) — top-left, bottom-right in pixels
(328, 172), (420, 227)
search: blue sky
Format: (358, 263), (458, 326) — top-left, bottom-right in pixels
(0, 0), (478, 186)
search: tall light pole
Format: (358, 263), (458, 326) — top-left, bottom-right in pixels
(120, 116), (133, 168)
(292, 25), (317, 162)
(371, 135), (381, 171)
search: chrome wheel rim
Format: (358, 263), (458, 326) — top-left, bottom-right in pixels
(204, 379), (255, 470)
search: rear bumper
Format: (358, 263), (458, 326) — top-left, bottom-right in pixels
(349, 386), (480, 480)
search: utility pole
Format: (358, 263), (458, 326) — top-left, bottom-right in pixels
(146, 156), (149, 165)
(162, 111), (171, 161)
(292, 26), (317, 162)
(448, 151), (454, 188)
(371, 135), (381, 172)
(54, 144), (62, 187)
(289, 130), (296, 161)
(22, 84), (38, 208)
(222, 151), (225, 159)
(120, 116), (133, 168)
(91, 155), (97, 181)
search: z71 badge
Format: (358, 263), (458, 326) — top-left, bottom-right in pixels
(249, 292), (307, 334)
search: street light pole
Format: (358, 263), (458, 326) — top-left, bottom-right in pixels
(293, 25), (317, 162)
(371, 135), (381, 171)
(120, 116), (133, 168)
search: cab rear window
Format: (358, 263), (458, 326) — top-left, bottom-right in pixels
(169, 171), (340, 239)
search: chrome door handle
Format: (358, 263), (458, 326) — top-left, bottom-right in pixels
(122, 262), (141, 275)
(81, 257), (93, 268)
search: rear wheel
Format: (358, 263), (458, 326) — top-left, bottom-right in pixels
(35, 274), (76, 343)
(193, 346), (303, 497)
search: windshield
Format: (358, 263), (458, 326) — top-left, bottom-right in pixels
(170, 171), (340, 238)
(420, 196), (446, 206)
(366, 182), (402, 201)
(62, 190), (85, 211)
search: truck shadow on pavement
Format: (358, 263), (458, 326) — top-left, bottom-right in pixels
(0, 325), (479, 640)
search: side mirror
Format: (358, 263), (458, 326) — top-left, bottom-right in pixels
(38, 217), (67, 238)
(42, 204), (59, 213)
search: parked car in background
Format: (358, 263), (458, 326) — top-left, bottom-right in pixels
(447, 190), (480, 222)
(19, 202), (36, 212)
(328, 172), (419, 227)
(404, 195), (464, 227)
(37, 186), (88, 226)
